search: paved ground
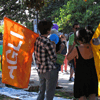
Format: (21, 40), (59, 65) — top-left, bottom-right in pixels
(0, 64), (74, 93)
(1, 65), (100, 100)
(29, 64), (74, 93)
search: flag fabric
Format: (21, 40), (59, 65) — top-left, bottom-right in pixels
(90, 24), (100, 96)
(2, 17), (39, 88)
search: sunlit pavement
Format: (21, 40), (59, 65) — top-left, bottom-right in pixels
(0, 64), (74, 93)
(0, 64), (74, 100)
(29, 64), (74, 93)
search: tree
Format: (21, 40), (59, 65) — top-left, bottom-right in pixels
(0, 0), (59, 31)
(0, 0), (36, 22)
(23, 0), (44, 11)
(0, 25), (4, 34)
(39, 0), (66, 21)
(0, 0), (37, 30)
(1, 0), (99, 33)
(55, 0), (100, 33)
(20, 0), (60, 31)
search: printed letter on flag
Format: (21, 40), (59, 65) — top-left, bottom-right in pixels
(2, 17), (39, 88)
(90, 24), (100, 96)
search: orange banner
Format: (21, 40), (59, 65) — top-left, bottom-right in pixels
(2, 17), (39, 88)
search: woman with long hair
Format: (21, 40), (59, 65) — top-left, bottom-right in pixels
(66, 28), (98, 100)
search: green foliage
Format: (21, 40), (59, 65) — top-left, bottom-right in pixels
(55, 0), (100, 33)
(0, 0), (100, 33)
(0, 0), (36, 26)
(23, 0), (44, 11)
(0, 25), (4, 34)
(20, 0), (58, 11)
(0, 94), (12, 99)
(39, 0), (66, 21)
(0, 0), (59, 31)
(25, 21), (33, 31)
(55, 91), (74, 99)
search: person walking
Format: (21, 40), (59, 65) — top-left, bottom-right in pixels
(66, 28), (98, 100)
(34, 20), (58, 100)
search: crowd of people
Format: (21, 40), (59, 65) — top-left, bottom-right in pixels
(34, 20), (98, 100)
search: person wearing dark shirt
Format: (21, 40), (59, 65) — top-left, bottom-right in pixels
(66, 28), (98, 100)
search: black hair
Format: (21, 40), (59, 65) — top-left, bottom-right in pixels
(38, 20), (53, 35)
(75, 28), (92, 44)
(85, 25), (94, 33)
(85, 25), (93, 30)
(73, 22), (79, 28)
(85, 25), (94, 40)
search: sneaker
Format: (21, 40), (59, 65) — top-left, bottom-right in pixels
(69, 77), (74, 82)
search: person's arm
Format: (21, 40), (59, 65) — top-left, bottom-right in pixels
(57, 43), (65, 54)
(66, 34), (77, 62)
(57, 35), (66, 54)
(69, 45), (72, 53)
(66, 46), (77, 61)
(68, 41), (76, 54)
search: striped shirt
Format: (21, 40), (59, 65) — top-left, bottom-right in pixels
(34, 35), (57, 73)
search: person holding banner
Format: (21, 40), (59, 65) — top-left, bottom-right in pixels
(66, 28), (98, 100)
(34, 20), (58, 100)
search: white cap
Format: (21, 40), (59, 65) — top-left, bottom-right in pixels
(51, 29), (58, 36)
